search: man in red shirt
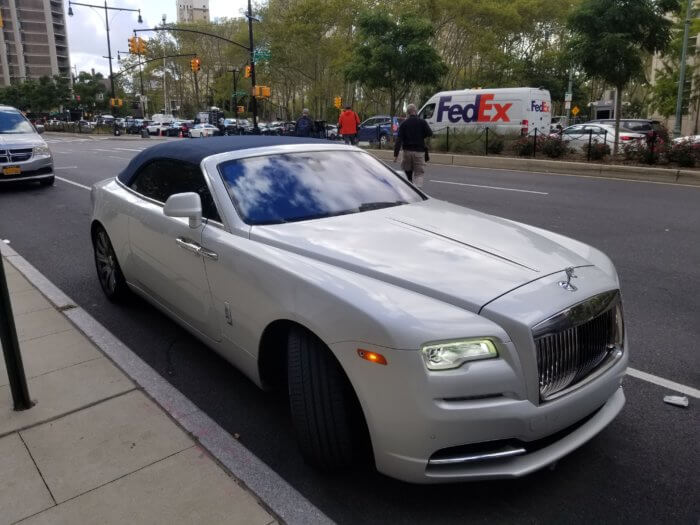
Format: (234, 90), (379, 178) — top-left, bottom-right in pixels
(338, 104), (360, 145)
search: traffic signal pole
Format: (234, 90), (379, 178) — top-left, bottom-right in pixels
(247, 0), (258, 132)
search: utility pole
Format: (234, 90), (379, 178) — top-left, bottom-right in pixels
(674, 0), (693, 138)
(565, 65), (574, 126)
(162, 14), (168, 115)
(247, 0), (258, 132)
(230, 67), (239, 115)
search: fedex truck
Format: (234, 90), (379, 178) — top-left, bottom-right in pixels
(418, 87), (551, 135)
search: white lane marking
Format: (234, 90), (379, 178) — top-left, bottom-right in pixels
(106, 155), (129, 160)
(56, 176), (90, 190)
(437, 163), (700, 189)
(91, 148), (113, 152)
(54, 166), (77, 170)
(114, 147), (144, 152)
(627, 367), (700, 398)
(430, 179), (549, 195)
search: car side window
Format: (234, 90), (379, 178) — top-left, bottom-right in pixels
(563, 126), (583, 135)
(129, 160), (221, 222)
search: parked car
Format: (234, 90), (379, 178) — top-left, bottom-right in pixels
(90, 136), (627, 484)
(325, 124), (339, 140)
(588, 119), (666, 135)
(0, 105), (54, 186)
(356, 115), (404, 144)
(147, 121), (173, 135)
(221, 119), (242, 135)
(559, 123), (646, 151)
(188, 123), (220, 138)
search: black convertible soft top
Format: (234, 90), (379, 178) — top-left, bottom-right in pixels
(116, 135), (332, 186)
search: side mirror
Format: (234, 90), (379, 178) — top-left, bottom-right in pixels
(164, 192), (202, 229)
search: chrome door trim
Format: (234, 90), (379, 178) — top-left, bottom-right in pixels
(175, 237), (201, 255)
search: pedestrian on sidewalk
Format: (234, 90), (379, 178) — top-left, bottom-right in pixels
(393, 104), (433, 187)
(338, 104), (360, 145)
(295, 108), (314, 137)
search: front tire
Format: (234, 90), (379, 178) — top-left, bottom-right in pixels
(92, 226), (129, 302)
(39, 176), (54, 186)
(287, 327), (361, 470)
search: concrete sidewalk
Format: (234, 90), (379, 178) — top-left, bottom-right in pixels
(0, 257), (276, 525)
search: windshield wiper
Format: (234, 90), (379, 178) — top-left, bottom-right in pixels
(358, 201), (407, 212)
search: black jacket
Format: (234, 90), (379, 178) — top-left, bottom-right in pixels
(394, 115), (433, 156)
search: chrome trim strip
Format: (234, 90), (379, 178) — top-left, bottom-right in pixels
(532, 289), (620, 339)
(429, 446), (526, 465)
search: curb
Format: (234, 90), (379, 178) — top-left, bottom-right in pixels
(369, 149), (700, 186)
(0, 241), (333, 525)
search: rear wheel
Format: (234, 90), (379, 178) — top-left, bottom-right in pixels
(287, 327), (364, 470)
(92, 226), (129, 301)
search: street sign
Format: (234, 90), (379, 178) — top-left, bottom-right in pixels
(565, 93), (573, 102)
(253, 47), (271, 61)
(565, 101), (571, 111)
(233, 90), (247, 97)
(571, 105), (580, 116)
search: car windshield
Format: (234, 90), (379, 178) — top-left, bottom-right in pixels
(0, 109), (35, 134)
(218, 150), (424, 225)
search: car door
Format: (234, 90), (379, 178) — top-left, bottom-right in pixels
(562, 125), (586, 149)
(357, 118), (377, 141)
(125, 159), (221, 339)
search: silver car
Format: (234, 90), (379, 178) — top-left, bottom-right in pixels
(560, 123), (646, 152)
(0, 106), (54, 186)
(90, 137), (627, 483)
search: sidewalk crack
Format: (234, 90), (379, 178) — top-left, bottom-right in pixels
(17, 432), (57, 506)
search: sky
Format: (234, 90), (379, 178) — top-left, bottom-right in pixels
(66, 0), (249, 77)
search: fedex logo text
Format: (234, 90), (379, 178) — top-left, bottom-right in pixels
(436, 95), (512, 123)
(531, 100), (550, 112)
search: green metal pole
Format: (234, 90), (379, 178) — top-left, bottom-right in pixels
(674, 0), (693, 138)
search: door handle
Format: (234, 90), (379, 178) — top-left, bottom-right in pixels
(199, 247), (218, 261)
(176, 237), (218, 261)
(176, 237), (201, 255)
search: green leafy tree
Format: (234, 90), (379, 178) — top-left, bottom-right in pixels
(568, 0), (679, 153)
(73, 71), (109, 113)
(345, 11), (447, 115)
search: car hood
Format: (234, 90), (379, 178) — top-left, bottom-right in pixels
(0, 133), (44, 148)
(252, 199), (591, 313)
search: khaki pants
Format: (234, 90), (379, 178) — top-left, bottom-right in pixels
(401, 150), (425, 187)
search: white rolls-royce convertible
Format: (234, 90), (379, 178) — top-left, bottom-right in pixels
(90, 136), (627, 483)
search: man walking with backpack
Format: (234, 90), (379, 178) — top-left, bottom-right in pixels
(393, 104), (433, 187)
(295, 108), (314, 137)
(338, 104), (360, 144)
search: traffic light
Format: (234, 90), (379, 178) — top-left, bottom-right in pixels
(333, 96), (342, 109)
(137, 37), (147, 55)
(128, 36), (137, 54)
(190, 57), (201, 72)
(252, 85), (270, 98)
(237, 105), (245, 114)
(244, 65), (251, 78)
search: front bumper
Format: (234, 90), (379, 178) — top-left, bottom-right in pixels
(0, 156), (53, 183)
(331, 336), (627, 484)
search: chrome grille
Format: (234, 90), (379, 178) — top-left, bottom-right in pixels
(533, 290), (623, 401)
(0, 148), (33, 163)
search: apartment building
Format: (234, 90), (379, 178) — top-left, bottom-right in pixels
(176, 0), (210, 23)
(0, 0), (71, 86)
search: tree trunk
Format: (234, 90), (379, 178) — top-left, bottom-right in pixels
(613, 84), (623, 156)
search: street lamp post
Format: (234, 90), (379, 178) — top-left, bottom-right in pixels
(673, 0), (693, 138)
(68, 1), (143, 99)
(229, 67), (240, 116)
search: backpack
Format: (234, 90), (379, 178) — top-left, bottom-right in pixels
(296, 116), (312, 136)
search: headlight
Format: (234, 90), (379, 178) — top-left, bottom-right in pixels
(33, 145), (51, 158)
(421, 338), (498, 371)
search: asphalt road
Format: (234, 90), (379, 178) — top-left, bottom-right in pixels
(1, 135), (698, 524)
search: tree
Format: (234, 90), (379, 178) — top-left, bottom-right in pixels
(648, 10), (700, 126)
(568, 0), (679, 154)
(345, 11), (447, 116)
